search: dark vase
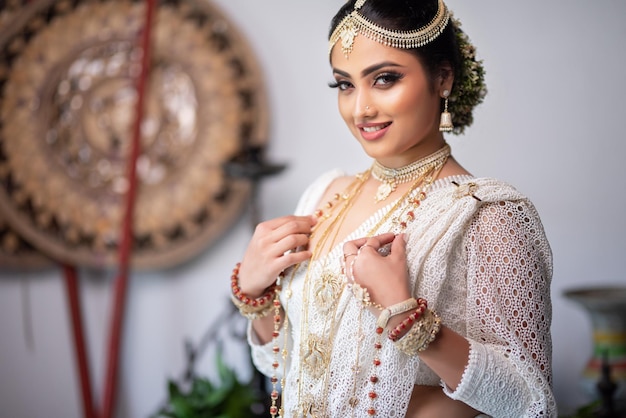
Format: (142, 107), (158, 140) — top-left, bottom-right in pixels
(564, 286), (626, 414)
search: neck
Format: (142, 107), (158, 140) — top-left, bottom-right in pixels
(375, 137), (447, 169)
(374, 141), (450, 171)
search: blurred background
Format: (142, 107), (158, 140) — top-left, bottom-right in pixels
(0, 0), (625, 417)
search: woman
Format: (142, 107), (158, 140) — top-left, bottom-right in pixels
(230, 0), (556, 416)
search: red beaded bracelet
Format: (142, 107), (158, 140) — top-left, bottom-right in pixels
(388, 298), (428, 342)
(230, 262), (278, 318)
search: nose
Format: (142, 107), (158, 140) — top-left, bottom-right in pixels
(352, 88), (373, 119)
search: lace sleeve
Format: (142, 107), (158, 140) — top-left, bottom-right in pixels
(443, 200), (557, 417)
(247, 320), (291, 379)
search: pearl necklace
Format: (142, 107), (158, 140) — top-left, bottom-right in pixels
(371, 143), (451, 202)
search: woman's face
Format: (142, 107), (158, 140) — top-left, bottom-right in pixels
(330, 35), (449, 167)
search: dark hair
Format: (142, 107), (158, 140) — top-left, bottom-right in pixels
(329, 0), (486, 134)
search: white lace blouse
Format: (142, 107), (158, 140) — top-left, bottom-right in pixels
(248, 170), (556, 418)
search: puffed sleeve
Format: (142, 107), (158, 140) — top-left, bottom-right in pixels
(443, 199), (557, 417)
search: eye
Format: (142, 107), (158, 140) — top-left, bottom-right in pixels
(373, 72), (404, 87)
(328, 79), (353, 91)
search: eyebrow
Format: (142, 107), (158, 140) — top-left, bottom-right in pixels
(333, 61), (404, 79)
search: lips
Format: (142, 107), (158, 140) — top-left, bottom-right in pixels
(359, 122), (391, 141)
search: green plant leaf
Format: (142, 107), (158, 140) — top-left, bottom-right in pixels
(154, 351), (260, 418)
(167, 380), (183, 398)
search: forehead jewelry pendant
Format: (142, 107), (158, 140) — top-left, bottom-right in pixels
(339, 19), (358, 58)
(329, 0), (450, 58)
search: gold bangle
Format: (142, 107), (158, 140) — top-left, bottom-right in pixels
(415, 310), (442, 352)
(393, 309), (442, 356)
(230, 294), (274, 320)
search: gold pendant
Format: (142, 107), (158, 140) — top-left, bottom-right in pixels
(351, 283), (373, 306)
(375, 180), (396, 202)
(297, 395), (323, 418)
(303, 335), (330, 378)
(314, 270), (342, 312)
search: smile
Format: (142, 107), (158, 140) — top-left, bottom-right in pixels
(362, 122), (391, 133)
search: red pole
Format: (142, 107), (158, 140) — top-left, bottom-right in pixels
(63, 264), (98, 418)
(101, 0), (156, 417)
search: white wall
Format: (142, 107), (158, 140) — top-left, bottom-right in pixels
(1, 1), (625, 417)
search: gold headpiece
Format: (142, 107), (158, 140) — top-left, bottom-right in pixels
(329, 0), (450, 58)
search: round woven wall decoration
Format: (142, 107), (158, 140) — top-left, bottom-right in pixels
(0, 213), (53, 270)
(0, 0), (269, 269)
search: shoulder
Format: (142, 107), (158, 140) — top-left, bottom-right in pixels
(449, 177), (543, 224)
(450, 177), (526, 203)
(428, 176), (546, 234)
(462, 178), (550, 251)
(427, 176), (531, 215)
(293, 169), (356, 215)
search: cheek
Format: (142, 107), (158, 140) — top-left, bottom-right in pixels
(391, 89), (439, 124)
(338, 96), (353, 124)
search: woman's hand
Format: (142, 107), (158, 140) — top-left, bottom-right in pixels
(343, 232), (412, 308)
(238, 215), (316, 297)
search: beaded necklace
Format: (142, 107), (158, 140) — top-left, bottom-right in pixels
(371, 143), (450, 202)
(297, 175), (368, 414)
(362, 160), (446, 416)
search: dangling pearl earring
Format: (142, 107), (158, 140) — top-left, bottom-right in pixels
(439, 90), (453, 132)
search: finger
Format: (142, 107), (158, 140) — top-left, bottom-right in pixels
(372, 232), (396, 246)
(359, 235), (387, 254)
(346, 237), (370, 248)
(273, 233), (311, 256)
(258, 218), (314, 252)
(343, 238), (362, 255)
(255, 216), (315, 239)
(340, 252), (358, 272)
(267, 215), (316, 230)
(271, 216), (316, 239)
(389, 233), (407, 260)
(281, 249), (313, 268)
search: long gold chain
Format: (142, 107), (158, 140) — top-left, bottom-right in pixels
(282, 171), (370, 415)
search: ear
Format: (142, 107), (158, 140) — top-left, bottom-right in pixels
(437, 62), (455, 96)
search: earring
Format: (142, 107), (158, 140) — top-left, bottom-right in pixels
(365, 105), (370, 110)
(439, 90), (453, 133)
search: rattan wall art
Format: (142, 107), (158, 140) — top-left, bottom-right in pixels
(0, 0), (269, 270)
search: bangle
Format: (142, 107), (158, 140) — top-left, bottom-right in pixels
(388, 298), (428, 341)
(393, 309), (442, 356)
(414, 309), (441, 352)
(230, 262), (279, 319)
(375, 297), (420, 330)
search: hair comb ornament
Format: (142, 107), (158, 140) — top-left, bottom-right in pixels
(330, 0), (450, 58)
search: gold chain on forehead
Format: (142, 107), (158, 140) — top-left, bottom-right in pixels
(330, 0), (450, 58)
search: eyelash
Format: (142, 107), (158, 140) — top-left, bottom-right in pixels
(328, 72), (404, 91)
(328, 80), (350, 90)
(375, 72), (404, 85)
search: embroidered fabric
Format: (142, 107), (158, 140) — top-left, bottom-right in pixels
(248, 169), (556, 418)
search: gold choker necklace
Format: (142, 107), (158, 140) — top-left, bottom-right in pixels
(371, 144), (451, 203)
